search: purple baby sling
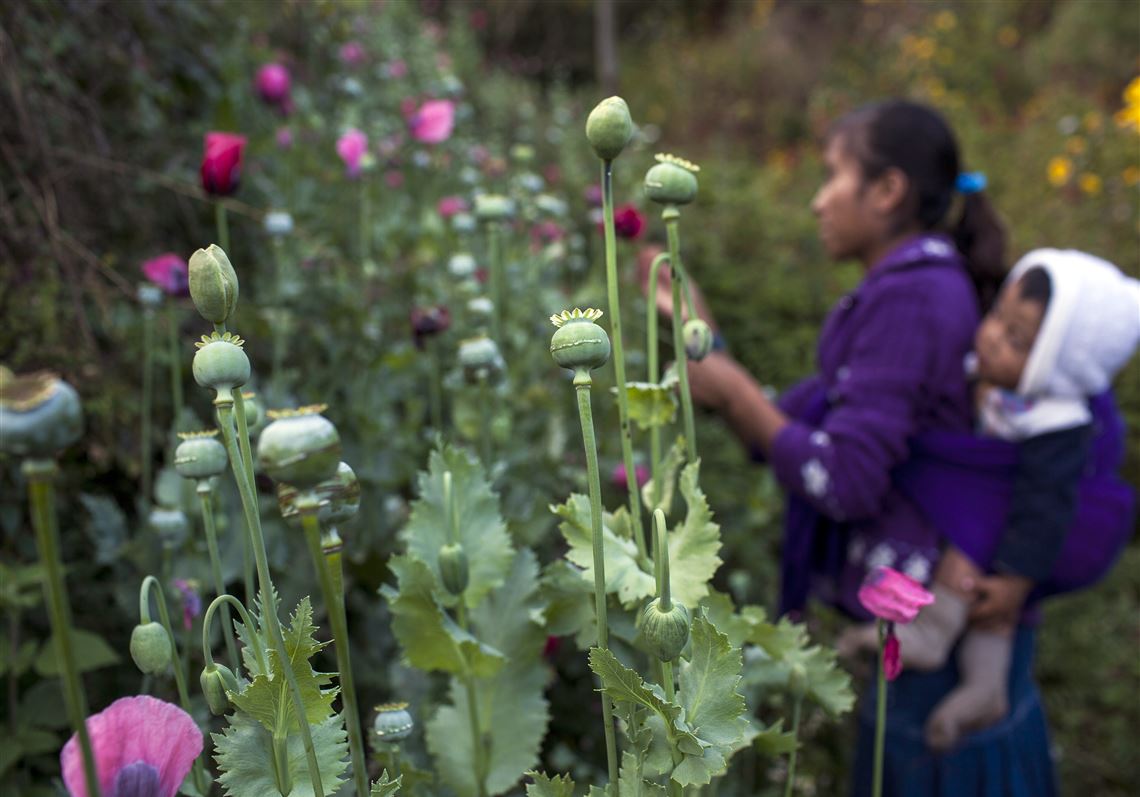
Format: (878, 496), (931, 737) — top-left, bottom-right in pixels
(779, 386), (1135, 615)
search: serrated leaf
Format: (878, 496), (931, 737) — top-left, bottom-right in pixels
(233, 589), (277, 680)
(751, 719), (798, 757)
(525, 771), (576, 797)
(553, 495), (654, 608)
(34, 628), (119, 676)
(229, 598), (336, 731)
(381, 555), (506, 678)
(623, 382), (677, 431)
(666, 461), (722, 609)
(740, 617), (854, 717)
(540, 560), (596, 648)
(371, 770), (402, 796)
(619, 749), (666, 797)
(400, 444), (514, 608)
(698, 591), (767, 650)
(427, 551), (550, 797)
(641, 439), (684, 517)
(213, 712), (348, 797)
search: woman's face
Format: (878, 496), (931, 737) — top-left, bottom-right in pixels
(974, 276), (1045, 390)
(812, 135), (884, 262)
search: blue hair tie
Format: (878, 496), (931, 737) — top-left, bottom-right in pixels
(956, 171), (987, 194)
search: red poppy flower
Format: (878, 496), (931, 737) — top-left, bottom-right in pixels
(200, 132), (247, 197)
(612, 204), (644, 240)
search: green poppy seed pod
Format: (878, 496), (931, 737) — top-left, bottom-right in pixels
(457, 335), (505, 384)
(373, 702), (414, 743)
(549, 308), (610, 373)
(276, 460), (360, 526)
(148, 507), (190, 549)
(644, 154), (700, 206)
(200, 662), (240, 715)
(242, 391), (265, 431)
(586, 96), (634, 161)
(788, 662), (808, 700)
(188, 244), (240, 324)
(474, 194), (515, 222)
(192, 333), (251, 394)
(130, 622), (172, 674)
(0, 371), (84, 459)
(438, 542), (470, 596)
(257, 405), (342, 488)
(682, 319), (714, 361)
(640, 598), (691, 662)
(174, 431), (228, 480)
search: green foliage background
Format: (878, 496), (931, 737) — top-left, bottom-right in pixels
(1, 1), (1137, 795)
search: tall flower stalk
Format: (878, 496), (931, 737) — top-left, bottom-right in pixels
(644, 251), (670, 505)
(550, 307), (619, 791)
(783, 664), (807, 797)
(586, 96), (648, 563)
(139, 286), (162, 511)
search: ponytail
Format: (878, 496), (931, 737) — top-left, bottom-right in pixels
(953, 192), (1007, 314)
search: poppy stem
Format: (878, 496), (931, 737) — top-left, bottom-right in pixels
(664, 210), (698, 465)
(646, 252), (670, 509)
(197, 484), (240, 671)
(26, 460), (102, 797)
(141, 305), (155, 513)
(167, 304), (184, 431)
(872, 618), (887, 797)
(782, 694), (804, 797)
(215, 202), (230, 254)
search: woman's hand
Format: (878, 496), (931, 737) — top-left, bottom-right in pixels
(963, 573), (1034, 630)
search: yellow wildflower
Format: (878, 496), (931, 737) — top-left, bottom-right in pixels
(914, 36), (936, 60)
(1122, 166), (1140, 186)
(1065, 136), (1087, 156)
(1124, 76), (1140, 108)
(1078, 173), (1102, 196)
(998, 26), (1019, 48)
(1047, 156), (1073, 187)
(1115, 104), (1140, 133)
(934, 10), (957, 31)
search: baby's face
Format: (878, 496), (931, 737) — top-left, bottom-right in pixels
(974, 277), (1046, 390)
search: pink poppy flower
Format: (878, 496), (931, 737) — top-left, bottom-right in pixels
(61, 695), (203, 797)
(409, 100), (455, 144)
(583, 184), (603, 207)
(200, 132), (247, 197)
(172, 578), (201, 631)
(141, 253), (188, 297)
(339, 41), (366, 68)
(613, 204), (645, 240)
(437, 196), (469, 218)
(531, 220), (565, 247)
(857, 566), (935, 625)
(611, 462), (650, 491)
(336, 128), (368, 179)
(883, 630), (902, 681)
(254, 63), (291, 108)
(385, 59), (408, 79)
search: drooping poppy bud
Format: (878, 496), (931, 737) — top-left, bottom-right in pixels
(200, 132), (247, 197)
(200, 662), (240, 715)
(130, 622), (172, 674)
(683, 319), (714, 361)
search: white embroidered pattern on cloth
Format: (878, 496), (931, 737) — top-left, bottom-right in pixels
(801, 458), (830, 498)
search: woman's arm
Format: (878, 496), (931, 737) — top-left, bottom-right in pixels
(688, 353), (788, 451)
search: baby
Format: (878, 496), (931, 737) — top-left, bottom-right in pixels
(841, 248), (1140, 751)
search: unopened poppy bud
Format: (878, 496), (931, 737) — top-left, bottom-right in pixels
(0, 371), (84, 458)
(640, 598), (691, 662)
(175, 431), (227, 480)
(373, 702), (414, 744)
(438, 542), (469, 596)
(682, 319), (713, 361)
(549, 308), (610, 373)
(192, 332), (251, 395)
(277, 460), (360, 526)
(644, 153), (700, 206)
(130, 622), (172, 674)
(788, 662), (809, 699)
(586, 96), (634, 161)
(257, 405), (342, 488)
(188, 245), (240, 324)
(200, 662), (240, 715)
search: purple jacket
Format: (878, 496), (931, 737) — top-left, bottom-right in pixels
(770, 234), (979, 619)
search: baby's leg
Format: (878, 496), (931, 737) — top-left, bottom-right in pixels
(837, 547), (977, 670)
(924, 623), (1013, 751)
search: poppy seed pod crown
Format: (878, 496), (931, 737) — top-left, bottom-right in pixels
(257, 405), (342, 489)
(0, 371), (84, 459)
(549, 308), (610, 373)
(644, 153), (700, 206)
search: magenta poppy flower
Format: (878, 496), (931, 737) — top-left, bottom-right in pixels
(172, 578), (201, 631)
(339, 41), (366, 68)
(61, 695), (203, 797)
(437, 195), (469, 218)
(583, 184), (604, 207)
(409, 100), (455, 144)
(336, 128), (368, 179)
(883, 630), (902, 681)
(200, 132), (247, 197)
(275, 126), (293, 150)
(612, 204), (645, 240)
(254, 63), (291, 108)
(611, 462), (650, 491)
(141, 253), (188, 297)
(857, 566), (935, 624)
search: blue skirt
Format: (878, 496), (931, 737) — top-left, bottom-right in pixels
(851, 626), (1057, 797)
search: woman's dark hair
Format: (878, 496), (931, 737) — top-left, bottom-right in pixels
(829, 99), (1007, 312)
(1017, 265), (1052, 307)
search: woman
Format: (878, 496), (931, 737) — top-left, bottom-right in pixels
(660, 100), (1058, 796)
